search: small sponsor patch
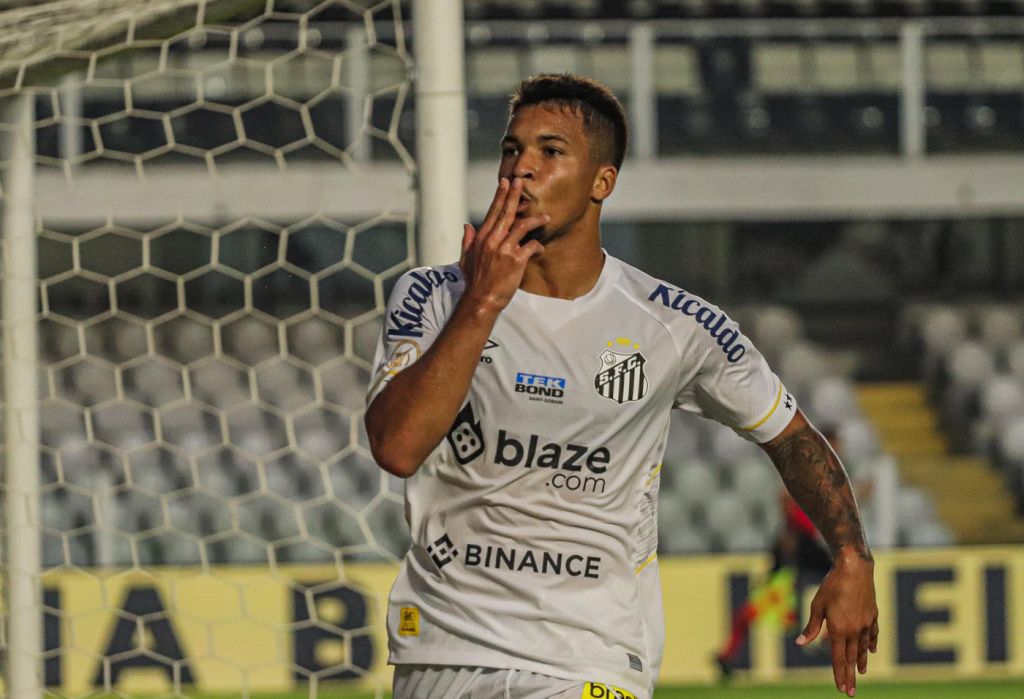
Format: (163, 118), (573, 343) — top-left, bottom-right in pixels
(627, 652), (643, 672)
(398, 607), (419, 636)
(582, 682), (637, 699)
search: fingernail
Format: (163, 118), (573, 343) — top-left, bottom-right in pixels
(849, 688), (855, 697)
(796, 634), (806, 644)
(839, 685), (845, 693)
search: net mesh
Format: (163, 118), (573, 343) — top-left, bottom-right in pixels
(0, 0), (413, 695)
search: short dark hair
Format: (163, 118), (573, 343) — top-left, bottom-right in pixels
(509, 74), (628, 171)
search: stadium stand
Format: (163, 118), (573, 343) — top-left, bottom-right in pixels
(906, 303), (1024, 515)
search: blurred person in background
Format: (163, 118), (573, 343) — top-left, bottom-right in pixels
(716, 427), (872, 678)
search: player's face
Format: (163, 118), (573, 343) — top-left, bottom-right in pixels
(498, 104), (604, 244)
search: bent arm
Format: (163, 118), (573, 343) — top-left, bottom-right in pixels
(760, 410), (872, 565)
(365, 299), (498, 478)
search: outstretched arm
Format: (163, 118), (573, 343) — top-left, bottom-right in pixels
(760, 410), (879, 698)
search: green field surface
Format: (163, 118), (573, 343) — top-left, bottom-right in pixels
(189, 679), (1024, 699)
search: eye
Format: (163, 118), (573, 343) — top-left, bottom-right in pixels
(544, 147), (561, 157)
(501, 146), (518, 157)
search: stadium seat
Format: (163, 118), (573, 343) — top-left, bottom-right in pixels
(779, 342), (830, 400)
(750, 306), (805, 365)
(722, 524), (772, 553)
(710, 424), (761, 464)
(731, 459), (780, 510)
(979, 306), (1023, 353)
(808, 376), (860, 427)
(191, 360), (250, 409)
(903, 522), (955, 548)
(705, 492), (749, 536)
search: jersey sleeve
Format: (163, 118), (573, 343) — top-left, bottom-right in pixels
(366, 267), (455, 406)
(673, 312), (796, 444)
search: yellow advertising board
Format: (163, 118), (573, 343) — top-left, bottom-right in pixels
(4, 546), (1023, 694)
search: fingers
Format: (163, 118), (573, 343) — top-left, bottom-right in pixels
(796, 603), (824, 646)
(517, 240), (545, 262)
(495, 177), (523, 239)
(479, 178), (510, 235)
(869, 619), (879, 654)
(502, 214), (550, 249)
(477, 177), (522, 253)
(858, 627), (870, 674)
(830, 633), (847, 695)
(461, 224), (476, 258)
(845, 632), (858, 695)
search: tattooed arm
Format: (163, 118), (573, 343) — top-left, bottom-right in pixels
(761, 409), (879, 698)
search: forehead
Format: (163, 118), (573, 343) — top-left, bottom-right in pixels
(505, 103), (587, 143)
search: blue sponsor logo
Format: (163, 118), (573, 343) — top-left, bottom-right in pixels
(387, 268), (458, 339)
(647, 284), (746, 363)
(515, 372), (566, 399)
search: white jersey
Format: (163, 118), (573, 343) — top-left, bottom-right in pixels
(368, 255), (796, 698)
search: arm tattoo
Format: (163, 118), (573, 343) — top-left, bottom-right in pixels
(762, 425), (873, 563)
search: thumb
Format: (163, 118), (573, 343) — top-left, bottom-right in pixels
(797, 604), (825, 646)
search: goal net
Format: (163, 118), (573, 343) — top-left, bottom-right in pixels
(0, 1), (415, 696)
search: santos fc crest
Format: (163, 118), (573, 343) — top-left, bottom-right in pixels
(595, 339), (649, 404)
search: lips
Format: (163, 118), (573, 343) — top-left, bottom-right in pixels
(516, 191), (534, 213)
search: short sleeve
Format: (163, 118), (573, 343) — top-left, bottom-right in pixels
(674, 313), (796, 444)
(366, 267), (457, 405)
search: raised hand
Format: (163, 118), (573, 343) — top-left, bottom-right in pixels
(459, 177), (548, 313)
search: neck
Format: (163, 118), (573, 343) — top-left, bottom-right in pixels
(519, 214), (606, 300)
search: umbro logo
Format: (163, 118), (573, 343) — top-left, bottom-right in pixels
(784, 393), (793, 410)
(480, 338), (498, 364)
(427, 533), (458, 569)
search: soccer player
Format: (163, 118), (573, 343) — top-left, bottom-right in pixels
(365, 74), (877, 699)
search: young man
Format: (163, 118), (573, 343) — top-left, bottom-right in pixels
(365, 75), (877, 699)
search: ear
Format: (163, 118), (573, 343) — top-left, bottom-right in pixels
(590, 164), (618, 203)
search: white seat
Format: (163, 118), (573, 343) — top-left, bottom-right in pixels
(705, 492), (749, 536)
(291, 318), (342, 366)
(71, 361), (117, 404)
(808, 377), (860, 427)
(947, 341), (996, 390)
(779, 342), (830, 399)
(710, 425), (759, 464)
(226, 318), (278, 365)
(672, 463), (719, 505)
(837, 419), (881, 464)
(722, 524), (771, 553)
(896, 486), (937, 530)
(191, 360), (249, 408)
(921, 307), (968, 359)
(222, 533), (269, 564)
(731, 460), (780, 507)
(321, 361), (367, 411)
(998, 416), (1024, 462)
(903, 522), (955, 548)
(981, 376), (1024, 420)
(751, 306), (804, 364)
(979, 306), (1023, 352)
(658, 524), (710, 555)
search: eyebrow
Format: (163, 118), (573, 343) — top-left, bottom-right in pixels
(500, 133), (571, 146)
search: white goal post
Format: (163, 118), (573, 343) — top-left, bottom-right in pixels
(0, 1), (467, 698)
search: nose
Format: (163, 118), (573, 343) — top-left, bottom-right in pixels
(513, 152), (536, 180)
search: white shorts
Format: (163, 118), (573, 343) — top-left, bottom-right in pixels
(392, 665), (641, 699)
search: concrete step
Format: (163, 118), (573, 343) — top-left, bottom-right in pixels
(857, 382), (1024, 545)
